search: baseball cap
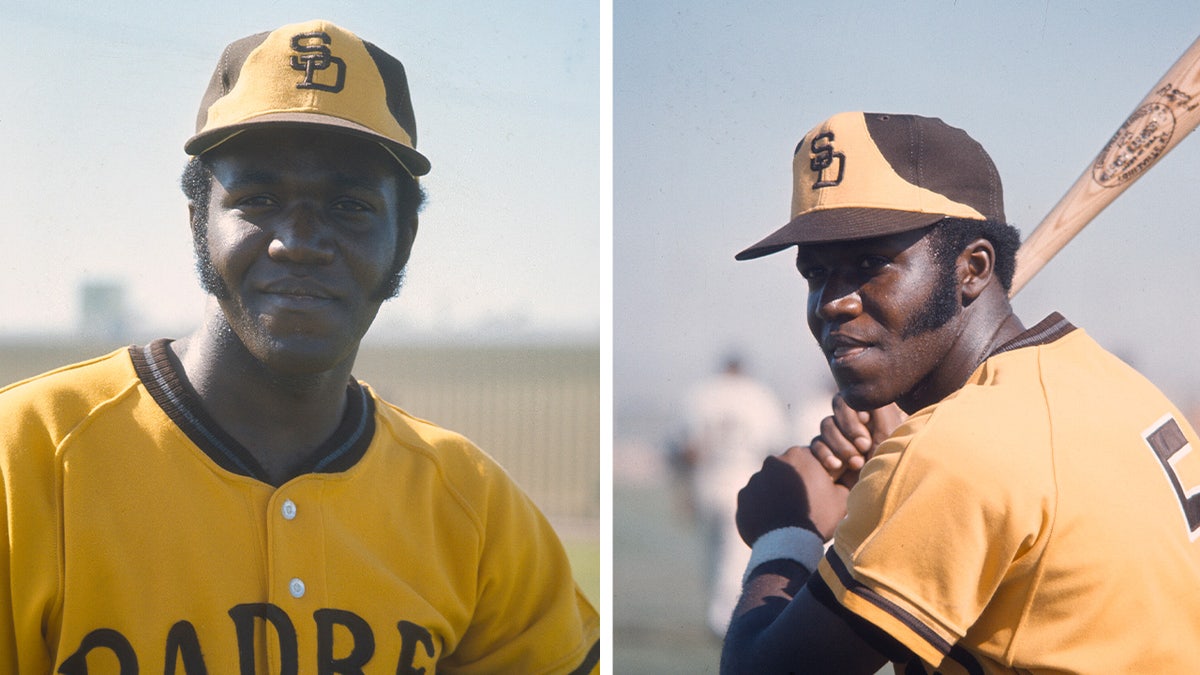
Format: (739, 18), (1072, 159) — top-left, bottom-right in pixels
(186, 19), (431, 177)
(735, 112), (1004, 260)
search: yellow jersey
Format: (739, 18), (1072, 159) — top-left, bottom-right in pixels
(815, 314), (1200, 673)
(0, 340), (599, 674)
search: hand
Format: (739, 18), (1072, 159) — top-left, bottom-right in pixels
(809, 395), (906, 488)
(736, 446), (850, 545)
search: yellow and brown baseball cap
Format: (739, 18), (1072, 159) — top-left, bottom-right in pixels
(735, 112), (1003, 260)
(186, 19), (431, 177)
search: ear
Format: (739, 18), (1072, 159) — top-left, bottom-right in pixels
(958, 238), (996, 303)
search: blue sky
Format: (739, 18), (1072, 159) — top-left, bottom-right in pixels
(1, 1), (600, 343)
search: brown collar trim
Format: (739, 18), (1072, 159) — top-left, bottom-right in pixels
(990, 312), (1076, 358)
(129, 338), (375, 485)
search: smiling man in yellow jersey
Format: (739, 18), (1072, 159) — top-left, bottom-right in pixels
(0, 20), (598, 674)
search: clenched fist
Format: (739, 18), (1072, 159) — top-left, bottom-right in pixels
(736, 446), (850, 545)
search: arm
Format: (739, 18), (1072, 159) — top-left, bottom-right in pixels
(720, 447), (888, 674)
(454, 497), (599, 674)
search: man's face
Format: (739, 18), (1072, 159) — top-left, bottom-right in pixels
(796, 227), (962, 413)
(199, 127), (415, 375)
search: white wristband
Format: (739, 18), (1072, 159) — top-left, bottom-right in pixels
(742, 527), (825, 586)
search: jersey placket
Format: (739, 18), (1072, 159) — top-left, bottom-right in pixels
(265, 479), (325, 670)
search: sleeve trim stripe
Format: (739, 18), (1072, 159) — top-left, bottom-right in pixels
(948, 645), (986, 675)
(567, 639), (600, 675)
(824, 549), (954, 656)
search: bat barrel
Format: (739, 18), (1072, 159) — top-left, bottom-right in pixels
(1010, 34), (1200, 298)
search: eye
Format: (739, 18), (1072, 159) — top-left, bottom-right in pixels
(331, 197), (375, 213)
(235, 193), (278, 209)
(857, 255), (890, 273)
(796, 262), (826, 281)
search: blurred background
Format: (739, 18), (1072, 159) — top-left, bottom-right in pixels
(614, 2), (1200, 672)
(0, 2), (600, 609)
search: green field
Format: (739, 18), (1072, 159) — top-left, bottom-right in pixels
(616, 482), (722, 673)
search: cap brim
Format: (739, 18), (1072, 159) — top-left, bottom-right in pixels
(734, 208), (952, 260)
(184, 112), (431, 177)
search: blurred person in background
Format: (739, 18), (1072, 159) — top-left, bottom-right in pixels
(671, 353), (789, 639)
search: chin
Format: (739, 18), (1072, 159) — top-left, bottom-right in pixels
(247, 332), (361, 379)
(836, 381), (898, 412)
(247, 316), (371, 373)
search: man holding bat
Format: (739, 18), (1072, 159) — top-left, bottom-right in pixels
(720, 111), (1200, 673)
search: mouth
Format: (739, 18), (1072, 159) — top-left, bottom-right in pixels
(823, 333), (873, 365)
(259, 280), (338, 306)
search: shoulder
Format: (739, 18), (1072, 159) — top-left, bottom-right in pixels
(0, 346), (136, 397)
(1033, 328), (1168, 404)
(365, 388), (541, 528)
(369, 391), (499, 475)
(0, 347), (141, 445)
(866, 327), (1144, 504)
(973, 326), (1174, 444)
(894, 359), (1050, 464)
(899, 326), (1119, 453)
(862, 348), (1060, 509)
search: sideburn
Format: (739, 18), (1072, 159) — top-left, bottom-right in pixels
(192, 221), (232, 300)
(899, 259), (960, 338)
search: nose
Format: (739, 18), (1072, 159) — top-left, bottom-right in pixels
(267, 205), (335, 265)
(811, 275), (863, 323)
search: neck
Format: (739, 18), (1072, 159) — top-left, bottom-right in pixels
(897, 291), (1024, 414)
(170, 309), (358, 483)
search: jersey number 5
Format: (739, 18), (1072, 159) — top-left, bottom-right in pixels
(1143, 414), (1200, 541)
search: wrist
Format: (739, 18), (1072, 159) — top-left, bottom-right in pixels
(742, 526), (826, 586)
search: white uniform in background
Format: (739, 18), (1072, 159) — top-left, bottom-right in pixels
(681, 365), (788, 637)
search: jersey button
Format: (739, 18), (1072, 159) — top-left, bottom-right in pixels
(289, 577), (306, 598)
(281, 499), (297, 520)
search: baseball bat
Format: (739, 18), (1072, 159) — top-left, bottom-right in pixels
(1009, 34), (1200, 297)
